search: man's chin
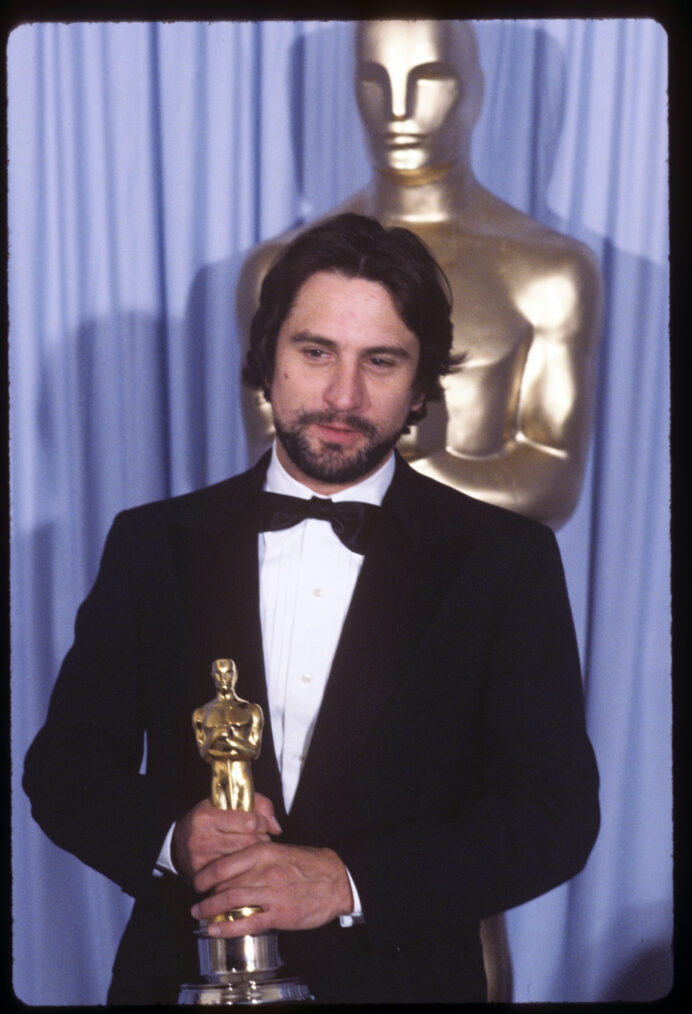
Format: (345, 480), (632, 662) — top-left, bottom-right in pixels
(296, 447), (377, 485)
(275, 425), (393, 486)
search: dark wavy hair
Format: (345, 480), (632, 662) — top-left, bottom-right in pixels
(242, 213), (461, 427)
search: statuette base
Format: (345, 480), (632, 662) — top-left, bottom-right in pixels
(178, 929), (313, 1005)
(178, 978), (312, 1006)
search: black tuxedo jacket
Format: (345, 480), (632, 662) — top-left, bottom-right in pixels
(24, 452), (599, 1004)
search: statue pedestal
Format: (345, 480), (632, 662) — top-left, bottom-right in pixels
(179, 927), (313, 1005)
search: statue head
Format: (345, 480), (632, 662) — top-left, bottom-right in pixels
(354, 20), (483, 177)
(212, 658), (238, 696)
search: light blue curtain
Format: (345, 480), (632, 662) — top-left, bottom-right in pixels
(9, 20), (670, 1004)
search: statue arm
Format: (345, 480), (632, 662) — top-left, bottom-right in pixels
(235, 244), (277, 348)
(206, 726), (254, 756)
(414, 445), (581, 529)
(192, 710), (207, 752)
(249, 707), (264, 756)
(414, 249), (603, 529)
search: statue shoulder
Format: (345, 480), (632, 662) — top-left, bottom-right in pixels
(236, 231), (297, 312)
(513, 229), (603, 294)
(236, 188), (370, 322)
(474, 187), (600, 265)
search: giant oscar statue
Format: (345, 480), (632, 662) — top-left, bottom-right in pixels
(236, 19), (603, 1000)
(237, 19), (603, 531)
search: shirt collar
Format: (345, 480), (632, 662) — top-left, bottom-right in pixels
(265, 439), (395, 506)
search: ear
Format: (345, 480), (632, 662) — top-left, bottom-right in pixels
(410, 387), (425, 414)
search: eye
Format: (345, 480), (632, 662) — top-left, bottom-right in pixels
(302, 346), (331, 362)
(413, 61), (457, 84)
(357, 61), (387, 86)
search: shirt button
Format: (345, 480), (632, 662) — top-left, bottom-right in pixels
(312, 587), (324, 598)
(301, 672), (312, 684)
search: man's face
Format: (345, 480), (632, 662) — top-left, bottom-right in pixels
(355, 20), (470, 173)
(269, 271), (423, 494)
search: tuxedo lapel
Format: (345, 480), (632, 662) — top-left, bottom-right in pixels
(166, 454), (286, 822)
(289, 457), (464, 828)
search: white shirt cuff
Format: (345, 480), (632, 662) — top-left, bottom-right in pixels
(339, 868), (365, 926)
(153, 822), (177, 876)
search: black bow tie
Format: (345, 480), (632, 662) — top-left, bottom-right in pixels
(258, 491), (380, 555)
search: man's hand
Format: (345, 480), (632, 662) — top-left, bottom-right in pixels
(171, 793), (282, 882)
(190, 842), (354, 935)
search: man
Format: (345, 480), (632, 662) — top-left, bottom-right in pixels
(24, 213), (599, 1003)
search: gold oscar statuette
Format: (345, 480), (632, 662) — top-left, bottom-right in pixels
(178, 659), (313, 1005)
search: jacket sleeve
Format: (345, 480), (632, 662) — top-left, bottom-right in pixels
(337, 525), (600, 950)
(23, 511), (190, 898)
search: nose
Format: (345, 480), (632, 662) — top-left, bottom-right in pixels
(387, 70), (410, 121)
(323, 361), (365, 412)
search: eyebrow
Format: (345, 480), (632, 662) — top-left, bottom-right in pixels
(289, 330), (413, 359)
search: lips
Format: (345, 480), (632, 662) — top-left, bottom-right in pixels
(384, 132), (427, 146)
(313, 422), (364, 446)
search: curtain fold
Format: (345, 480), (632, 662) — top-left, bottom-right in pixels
(9, 19), (670, 1004)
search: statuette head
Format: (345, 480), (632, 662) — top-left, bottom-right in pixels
(211, 658), (238, 695)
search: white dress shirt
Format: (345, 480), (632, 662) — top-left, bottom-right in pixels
(260, 443), (395, 813)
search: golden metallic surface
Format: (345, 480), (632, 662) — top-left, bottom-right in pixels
(193, 659), (265, 923)
(236, 19), (603, 531)
(193, 659), (263, 813)
(375, 162), (454, 187)
(223, 907), (263, 922)
(209, 906), (262, 926)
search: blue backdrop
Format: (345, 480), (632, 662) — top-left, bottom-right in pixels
(9, 19), (671, 1003)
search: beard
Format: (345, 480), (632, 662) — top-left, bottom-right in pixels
(272, 409), (404, 485)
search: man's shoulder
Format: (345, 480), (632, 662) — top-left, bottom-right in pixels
(393, 457), (556, 552)
(114, 461), (265, 537)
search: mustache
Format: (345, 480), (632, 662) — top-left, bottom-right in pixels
(297, 411), (378, 438)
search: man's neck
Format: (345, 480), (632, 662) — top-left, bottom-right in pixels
(270, 440), (395, 502)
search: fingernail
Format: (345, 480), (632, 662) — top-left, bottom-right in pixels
(191, 905), (199, 918)
(208, 923), (221, 937)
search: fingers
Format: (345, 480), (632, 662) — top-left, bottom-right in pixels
(173, 797), (282, 883)
(207, 796), (281, 837)
(193, 841), (260, 895)
(191, 874), (275, 935)
(194, 797), (281, 841)
(190, 844), (353, 934)
(253, 793), (282, 836)
(213, 808), (272, 837)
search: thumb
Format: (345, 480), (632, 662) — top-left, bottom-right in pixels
(254, 792), (282, 835)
